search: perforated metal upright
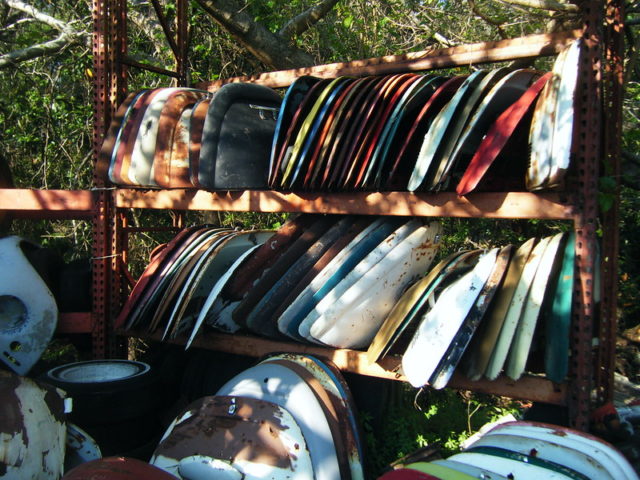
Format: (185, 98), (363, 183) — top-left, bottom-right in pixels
(91, 0), (127, 357)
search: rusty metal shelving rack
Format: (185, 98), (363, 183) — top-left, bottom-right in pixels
(85, 0), (624, 430)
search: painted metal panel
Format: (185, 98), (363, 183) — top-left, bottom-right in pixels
(151, 395), (314, 479)
(0, 237), (58, 375)
(485, 236), (551, 380)
(311, 222), (441, 349)
(216, 362), (340, 480)
(402, 248), (498, 387)
(505, 232), (565, 380)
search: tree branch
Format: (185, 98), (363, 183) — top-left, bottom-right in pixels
(497, 0), (580, 13)
(0, 0), (89, 69)
(468, 0), (508, 38)
(279, 0), (340, 40)
(0, 31), (79, 68)
(2, 0), (70, 31)
(194, 0), (315, 69)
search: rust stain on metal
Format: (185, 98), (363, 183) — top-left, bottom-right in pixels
(154, 396), (294, 469)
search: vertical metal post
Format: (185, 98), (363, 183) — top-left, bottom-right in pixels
(597, 0), (625, 405)
(176, 0), (189, 87)
(569, 0), (603, 430)
(92, 0), (126, 358)
(91, 0), (111, 359)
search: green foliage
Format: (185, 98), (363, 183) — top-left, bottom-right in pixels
(618, 186), (640, 330)
(362, 383), (522, 476)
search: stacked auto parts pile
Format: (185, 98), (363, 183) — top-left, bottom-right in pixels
(118, 212), (581, 388)
(269, 39), (580, 194)
(97, 39), (580, 195)
(97, 83), (281, 190)
(120, 214), (442, 352)
(378, 421), (639, 479)
(144, 353), (365, 479)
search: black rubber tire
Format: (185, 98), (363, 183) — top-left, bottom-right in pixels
(43, 359), (160, 424)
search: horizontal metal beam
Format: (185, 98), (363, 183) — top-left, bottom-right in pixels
(126, 330), (567, 405)
(0, 189), (94, 219)
(197, 29), (582, 91)
(115, 189), (575, 220)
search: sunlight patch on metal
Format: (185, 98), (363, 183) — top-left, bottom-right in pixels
(151, 395), (314, 479)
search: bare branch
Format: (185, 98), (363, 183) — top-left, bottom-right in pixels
(279, 0), (340, 40)
(497, 0), (580, 13)
(0, 31), (79, 68)
(468, 0), (508, 38)
(2, 0), (70, 31)
(194, 0), (315, 70)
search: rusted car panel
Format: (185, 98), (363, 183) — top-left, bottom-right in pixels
(262, 354), (365, 480)
(0, 236), (58, 375)
(0, 370), (66, 479)
(151, 395), (314, 479)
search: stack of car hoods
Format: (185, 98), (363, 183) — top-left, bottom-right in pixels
(97, 83), (281, 189)
(369, 230), (579, 388)
(149, 353), (365, 480)
(269, 39), (581, 193)
(378, 421), (639, 480)
(118, 213), (583, 387)
(119, 214), (443, 351)
(98, 39), (580, 193)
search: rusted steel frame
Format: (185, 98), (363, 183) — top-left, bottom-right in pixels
(596, 0), (625, 406)
(120, 55), (180, 78)
(92, 0), (111, 359)
(198, 29), (582, 91)
(92, 0), (126, 358)
(126, 330), (567, 405)
(568, 1), (603, 431)
(115, 189), (575, 219)
(149, 0), (180, 59)
(0, 189), (93, 219)
(176, 0), (188, 86)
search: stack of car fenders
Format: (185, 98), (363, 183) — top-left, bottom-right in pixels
(119, 212), (585, 387)
(378, 421), (639, 480)
(98, 39), (580, 194)
(149, 353), (365, 480)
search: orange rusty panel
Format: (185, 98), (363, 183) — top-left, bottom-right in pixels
(57, 313), (94, 334)
(0, 189), (94, 219)
(197, 30), (582, 92)
(115, 189), (575, 219)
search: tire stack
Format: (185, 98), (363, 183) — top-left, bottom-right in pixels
(42, 359), (163, 459)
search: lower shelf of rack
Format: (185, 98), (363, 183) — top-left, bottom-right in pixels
(124, 329), (568, 406)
